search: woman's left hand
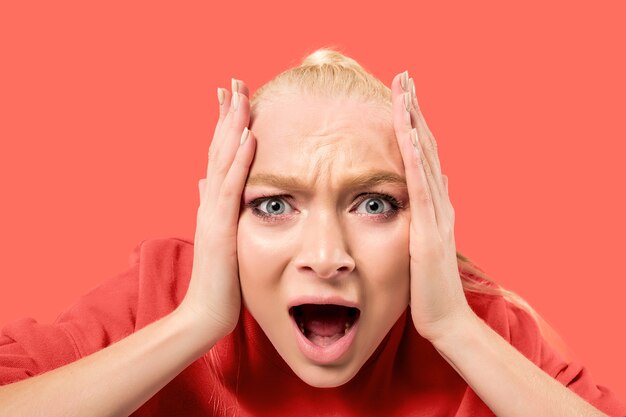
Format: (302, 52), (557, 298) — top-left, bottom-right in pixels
(391, 71), (476, 343)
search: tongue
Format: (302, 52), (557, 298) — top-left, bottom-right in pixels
(300, 305), (350, 347)
(306, 316), (346, 336)
(308, 333), (344, 347)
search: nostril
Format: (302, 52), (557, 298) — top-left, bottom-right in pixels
(319, 267), (349, 280)
(298, 265), (343, 280)
(294, 254), (355, 279)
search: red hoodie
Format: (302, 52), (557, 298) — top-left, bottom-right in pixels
(2, 237), (625, 416)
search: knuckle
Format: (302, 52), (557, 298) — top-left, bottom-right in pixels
(424, 164), (435, 180)
(430, 136), (438, 151)
(412, 153), (425, 172)
(218, 181), (239, 200)
(212, 157), (233, 176)
(424, 138), (436, 154)
(214, 163), (229, 178)
(423, 168), (435, 185)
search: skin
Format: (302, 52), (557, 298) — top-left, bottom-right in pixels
(238, 93), (411, 387)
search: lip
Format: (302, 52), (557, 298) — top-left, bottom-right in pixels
(288, 300), (361, 365)
(287, 295), (360, 310)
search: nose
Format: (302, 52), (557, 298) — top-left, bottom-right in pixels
(293, 210), (356, 280)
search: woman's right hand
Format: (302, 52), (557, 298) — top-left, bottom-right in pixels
(177, 79), (256, 342)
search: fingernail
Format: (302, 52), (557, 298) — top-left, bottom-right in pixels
(400, 70), (409, 91)
(231, 78), (238, 93)
(232, 92), (239, 111)
(409, 78), (416, 101)
(217, 88), (225, 106)
(403, 92), (412, 112)
(240, 127), (249, 145)
(410, 128), (419, 148)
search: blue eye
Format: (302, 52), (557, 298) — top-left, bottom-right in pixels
(247, 196), (294, 219)
(354, 195), (400, 218)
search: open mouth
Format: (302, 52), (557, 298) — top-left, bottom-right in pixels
(289, 304), (361, 347)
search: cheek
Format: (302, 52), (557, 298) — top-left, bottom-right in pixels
(351, 215), (411, 304)
(353, 214), (410, 270)
(237, 217), (296, 292)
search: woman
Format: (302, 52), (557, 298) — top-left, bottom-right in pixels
(1, 49), (624, 416)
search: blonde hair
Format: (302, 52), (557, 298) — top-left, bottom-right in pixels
(250, 47), (542, 327)
(251, 49), (391, 116)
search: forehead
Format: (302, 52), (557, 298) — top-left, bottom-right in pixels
(248, 95), (404, 188)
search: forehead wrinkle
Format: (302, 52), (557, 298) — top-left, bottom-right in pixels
(310, 141), (336, 189)
(305, 130), (371, 186)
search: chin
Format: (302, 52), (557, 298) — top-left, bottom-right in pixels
(292, 361), (361, 388)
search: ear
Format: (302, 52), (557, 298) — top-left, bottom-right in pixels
(198, 178), (207, 201)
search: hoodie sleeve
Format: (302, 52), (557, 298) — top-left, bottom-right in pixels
(0, 241), (142, 386)
(506, 301), (626, 417)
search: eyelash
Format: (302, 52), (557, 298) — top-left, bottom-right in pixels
(244, 193), (404, 223)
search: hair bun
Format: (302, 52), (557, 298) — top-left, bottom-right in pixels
(250, 46), (391, 111)
(300, 47), (361, 70)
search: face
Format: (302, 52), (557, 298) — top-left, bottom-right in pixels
(237, 92), (411, 388)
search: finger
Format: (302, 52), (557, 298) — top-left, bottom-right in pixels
(404, 126), (439, 238)
(391, 71), (412, 131)
(209, 84), (237, 163)
(212, 87), (232, 147)
(408, 77), (435, 139)
(411, 128), (444, 229)
(392, 72), (446, 227)
(232, 78), (251, 98)
(206, 89), (251, 200)
(209, 78), (250, 164)
(217, 88), (232, 120)
(412, 97), (454, 231)
(392, 72), (438, 237)
(407, 78), (445, 199)
(409, 101), (454, 235)
(390, 72), (414, 166)
(412, 109), (444, 200)
(214, 128), (257, 231)
(408, 90), (455, 229)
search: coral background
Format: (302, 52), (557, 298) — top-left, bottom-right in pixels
(1, 0), (624, 403)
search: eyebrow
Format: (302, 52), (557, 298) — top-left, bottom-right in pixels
(245, 170), (407, 192)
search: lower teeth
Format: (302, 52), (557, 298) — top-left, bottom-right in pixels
(297, 322), (353, 337)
